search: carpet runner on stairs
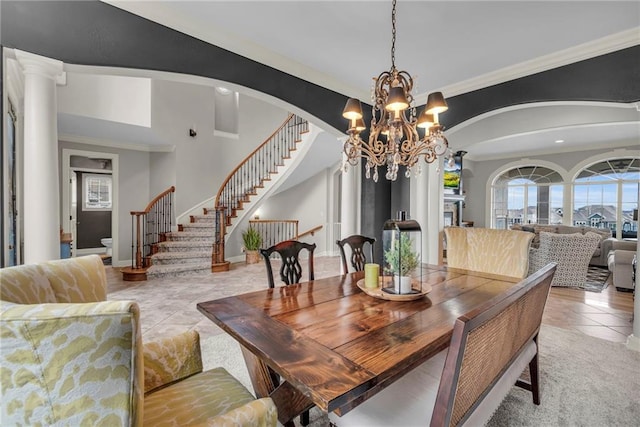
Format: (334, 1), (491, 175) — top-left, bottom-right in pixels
(146, 211), (215, 279)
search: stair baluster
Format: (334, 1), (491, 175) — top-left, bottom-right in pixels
(122, 186), (175, 281)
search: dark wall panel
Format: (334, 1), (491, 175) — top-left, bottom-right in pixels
(443, 46), (640, 129)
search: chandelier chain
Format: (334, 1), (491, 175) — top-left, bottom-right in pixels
(391, 0), (396, 69)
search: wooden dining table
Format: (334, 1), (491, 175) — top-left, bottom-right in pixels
(197, 265), (521, 426)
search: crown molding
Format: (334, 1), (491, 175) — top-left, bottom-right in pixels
(432, 28), (640, 99)
(466, 139), (636, 162)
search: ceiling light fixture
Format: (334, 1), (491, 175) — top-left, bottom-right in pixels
(341, 0), (453, 182)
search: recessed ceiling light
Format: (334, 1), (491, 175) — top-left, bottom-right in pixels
(554, 139), (564, 144)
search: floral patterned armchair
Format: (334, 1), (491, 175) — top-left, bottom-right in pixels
(0, 255), (277, 426)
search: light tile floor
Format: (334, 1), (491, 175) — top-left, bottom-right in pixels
(108, 257), (343, 342)
(108, 258), (634, 344)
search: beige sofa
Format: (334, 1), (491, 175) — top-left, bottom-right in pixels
(607, 240), (637, 291)
(511, 224), (613, 267)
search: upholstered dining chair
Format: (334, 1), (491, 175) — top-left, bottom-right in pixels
(445, 227), (535, 279)
(336, 234), (376, 273)
(0, 255), (277, 426)
(260, 240), (316, 288)
(329, 263), (557, 427)
(528, 231), (601, 287)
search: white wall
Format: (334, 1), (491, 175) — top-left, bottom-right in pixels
(226, 167), (335, 258)
(464, 144), (638, 227)
(149, 151), (176, 197)
(58, 73), (151, 127)
(150, 80), (289, 216)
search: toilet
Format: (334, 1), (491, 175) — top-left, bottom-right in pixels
(100, 238), (113, 256)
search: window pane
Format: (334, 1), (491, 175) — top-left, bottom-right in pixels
(507, 185), (525, 226)
(83, 174), (112, 210)
(550, 185), (564, 224)
(573, 183), (616, 230)
(622, 182), (639, 239)
(492, 166), (563, 228)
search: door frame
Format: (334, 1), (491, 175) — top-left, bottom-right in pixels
(62, 148), (118, 263)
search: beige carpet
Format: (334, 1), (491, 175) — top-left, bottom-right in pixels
(202, 324), (640, 426)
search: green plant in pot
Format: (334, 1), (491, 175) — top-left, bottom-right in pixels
(384, 234), (419, 293)
(242, 227), (262, 264)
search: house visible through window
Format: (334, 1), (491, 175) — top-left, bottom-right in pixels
(491, 165), (564, 229)
(573, 158), (639, 238)
(83, 174), (112, 210)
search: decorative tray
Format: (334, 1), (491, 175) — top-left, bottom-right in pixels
(356, 278), (432, 301)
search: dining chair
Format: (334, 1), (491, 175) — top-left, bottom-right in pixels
(260, 239), (316, 288)
(260, 240), (316, 425)
(336, 235), (376, 273)
(445, 227), (534, 279)
(329, 263), (557, 427)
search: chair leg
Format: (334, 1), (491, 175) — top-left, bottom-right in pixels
(529, 351), (540, 405)
(300, 409), (310, 426)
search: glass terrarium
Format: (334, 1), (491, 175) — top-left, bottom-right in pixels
(382, 211), (422, 295)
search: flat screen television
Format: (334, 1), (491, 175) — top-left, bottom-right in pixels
(443, 157), (462, 191)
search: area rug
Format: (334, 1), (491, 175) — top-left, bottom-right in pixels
(202, 324), (640, 426)
(580, 265), (611, 292)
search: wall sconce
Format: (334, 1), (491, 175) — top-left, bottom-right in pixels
(189, 128), (197, 137)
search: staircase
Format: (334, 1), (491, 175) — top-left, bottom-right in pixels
(142, 114), (309, 279)
(145, 211), (215, 279)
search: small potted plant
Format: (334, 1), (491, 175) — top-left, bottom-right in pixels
(242, 227), (262, 264)
(384, 234), (419, 293)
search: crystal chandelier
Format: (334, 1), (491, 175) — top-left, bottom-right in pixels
(342, 0), (453, 182)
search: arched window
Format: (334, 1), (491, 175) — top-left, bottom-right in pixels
(573, 158), (639, 239)
(492, 166), (564, 229)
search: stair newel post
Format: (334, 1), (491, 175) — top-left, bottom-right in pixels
(211, 206), (231, 272)
(130, 211), (143, 270)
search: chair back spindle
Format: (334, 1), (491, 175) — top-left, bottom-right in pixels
(260, 240), (316, 288)
(336, 235), (376, 273)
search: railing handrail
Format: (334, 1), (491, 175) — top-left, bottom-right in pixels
(130, 186), (176, 216)
(215, 114), (295, 208)
(297, 224), (323, 239)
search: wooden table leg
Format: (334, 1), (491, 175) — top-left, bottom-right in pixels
(241, 346), (315, 425)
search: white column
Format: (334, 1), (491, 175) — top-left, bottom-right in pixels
(340, 154), (358, 239)
(411, 161), (443, 265)
(627, 189), (640, 351)
(15, 50), (65, 263)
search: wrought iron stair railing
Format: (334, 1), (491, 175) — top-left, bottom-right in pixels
(212, 114), (308, 270)
(126, 186), (175, 277)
